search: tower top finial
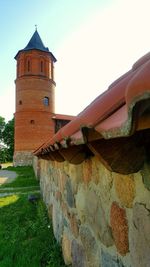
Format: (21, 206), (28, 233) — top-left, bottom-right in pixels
(35, 24), (37, 31)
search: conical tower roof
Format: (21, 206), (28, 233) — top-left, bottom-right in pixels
(15, 30), (56, 62)
(23, 30), (49, 52)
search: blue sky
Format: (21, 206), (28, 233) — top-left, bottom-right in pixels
(1, 0), (150, 120)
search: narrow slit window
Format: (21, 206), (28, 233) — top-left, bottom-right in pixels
(43, 97), (49, 106)
(19, 100), (22, 105)
(30, 120), (35, 124)
(41, 61), (43, 72)
(17, 62), (20, 77)
(27, 60), (30, 72)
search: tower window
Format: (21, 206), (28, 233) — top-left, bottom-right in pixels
(19, 100), (22, 105)
(43, 97), (49, 106)
(49, 62), (51, 78)
(27, 60), (30, 72)
(17, 62), (20, 77)
(40, 61), (44, 72)
(30, 120), (35, 124)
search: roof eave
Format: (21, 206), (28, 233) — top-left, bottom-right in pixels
(14, 48), (57, 62)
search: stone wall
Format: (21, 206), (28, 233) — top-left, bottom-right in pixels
(33, 156), (150, 267)
(13, 151), (33, 166)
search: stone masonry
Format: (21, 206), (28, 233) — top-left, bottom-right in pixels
(33, 156), (150, 267)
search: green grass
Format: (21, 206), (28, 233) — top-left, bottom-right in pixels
(1, 166), (39, 188)
(0, 186), (40, 194)
(0, 166), (67, 267)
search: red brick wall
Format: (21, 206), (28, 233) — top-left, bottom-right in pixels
(14, 49), (55, 152)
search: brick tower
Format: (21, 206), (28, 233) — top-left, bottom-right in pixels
(13, 30), (56, 166)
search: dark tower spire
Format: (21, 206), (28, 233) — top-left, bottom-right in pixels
(15, 30), (56, 62)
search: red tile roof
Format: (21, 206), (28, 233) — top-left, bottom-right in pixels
(52, 113), (76, 121)
(34, 52), (150, 169)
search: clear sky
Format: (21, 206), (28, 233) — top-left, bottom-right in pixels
(1, 0), (150, 121)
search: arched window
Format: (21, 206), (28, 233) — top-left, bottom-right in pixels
(19, 100), (22, 105)
(43, 97), (49, 106)
(17, 62), (20, 77)
(49, 62), (51, 78)
(27, 60), (30, 72)
(40, 61), (44, 72)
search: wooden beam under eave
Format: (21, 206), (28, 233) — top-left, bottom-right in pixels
(82, 127), (103, 142)
(88, 135), (146, 174)
(137, 113), (150, 131)
(40, 151), (64, 162)
(59, 145), (87, 164)
(40, 154), (54, 160)
(50, 151), (65, 162)
(87, 143), (113, 172)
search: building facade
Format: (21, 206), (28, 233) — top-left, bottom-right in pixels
(13, 30), (56, 166)
(14, 30), (75, 166)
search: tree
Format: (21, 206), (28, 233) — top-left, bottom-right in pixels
(0, 116), (14, 162)
(3, 118), (14, 161)
(0, 116), (5, 141)
(0, 148), (8, 163)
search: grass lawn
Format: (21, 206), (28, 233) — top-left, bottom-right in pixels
(0, 166), (67, 267)
(1, 166), (39, 188)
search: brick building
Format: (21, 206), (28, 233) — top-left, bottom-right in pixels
(13, 30), (75, 166)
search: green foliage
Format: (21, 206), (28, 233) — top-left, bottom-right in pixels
(0, 166), (67, 267)
(0, 116), (14, 163)
(0, 116), (5, 140)
(0, 148), (8, 163)
(3, 117), (14, 161)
